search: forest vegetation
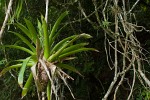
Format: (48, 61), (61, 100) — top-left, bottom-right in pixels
(0, 0), (150, 100)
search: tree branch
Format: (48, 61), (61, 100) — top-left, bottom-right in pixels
(45, 0), (49, 23)
(0, 0), (13, 42)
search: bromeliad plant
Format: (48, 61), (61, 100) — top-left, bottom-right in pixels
(0, 11), (97, 100)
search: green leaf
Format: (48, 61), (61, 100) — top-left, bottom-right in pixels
(48, 34), (92, 62)
(9, 31), (36, 52)
(41, 16), (50, 59)
(59, 48), (98, 59)
(24, 19), (38, 44)
(37, 19), (43, 39)
(60, 43), (89, 54)
(1, 45), (34, 55)
(15, 23), (31, 39)
(50, 35), (77, 55)
(49, 11), (69, 47)
(47, 81), (51, 100)
(15, 55), (37, 63)
(15, 0), (23, 20)
(56, 63), (82, 76)
(0, 63), (34, 77)
(48, 42), (70, 62)
(80, 33), (92, 39)
(102, 20), (111, 27)
(18, 57), (31, 88)
(22, 72), (33, 98)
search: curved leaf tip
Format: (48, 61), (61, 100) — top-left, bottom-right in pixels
(80, 33), (92, 38)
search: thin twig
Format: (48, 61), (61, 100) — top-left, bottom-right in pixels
(45, 0), (49, 23)
(57, 68), (75, 99)
(0, 0), (13, 41)
(92, 0), (101, 25)
(127, 64), (136, 100)
(102, 73), (119, 100)
(105, 33), (112, 70)
(138, 58), (150, 87)
(128, 0), (140, 13)
(78, 1), (96, 27)
(102, 0), (109, 22)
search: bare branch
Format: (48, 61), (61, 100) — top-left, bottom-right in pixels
(128, 0), (140, 13)
(79, 0), (150, 99)
(0, 0), (13, 42)
(138, 60), (150, 87)
(45, 0), (49, 23)
(127, 64), (136, 100)
(102, 74), (119, 100)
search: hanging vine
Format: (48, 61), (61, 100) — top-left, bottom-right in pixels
(78, 0), (150, 99)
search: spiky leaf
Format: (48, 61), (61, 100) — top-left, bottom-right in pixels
(22, 73), (33, 98)
(49, 11), (69, 46)
(1, 45), (34, 55)
(24, 19), (38, 44)
(41, 16), (50, 59)
(18, 57), (31, 88)
(9, 31), (36, 52)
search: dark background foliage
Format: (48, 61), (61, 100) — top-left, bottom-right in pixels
(1, 0), (150, 100)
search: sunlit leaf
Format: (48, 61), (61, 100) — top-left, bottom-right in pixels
(50, 35), (77, 55)
(18, 57), (31, 88)
(48, 34), (93, 62)
(21, 72), (33, 98)
(0, 63), (34, 77)
(60, 43), (89, 54)
(79, 33), (92, 38)
(41, 16), (50, 59)
(15, 23), (31, 39)
(49, 11), (69, 46)
(24, 19), (38, 44)
(59, 48), (98, 59)
(9, 31), (36, 52)
(15, 0), (23, 20)
(47, 81), (51, 100)
(1, 45), (34, 55)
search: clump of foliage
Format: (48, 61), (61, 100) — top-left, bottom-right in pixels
(0, 11), (97, 100)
